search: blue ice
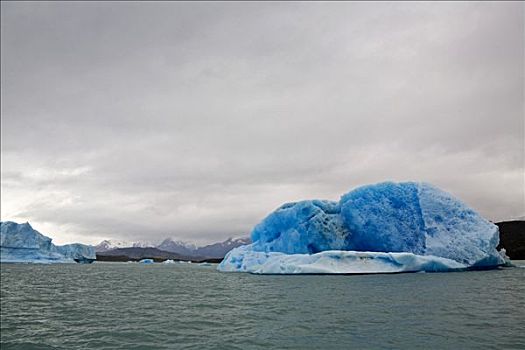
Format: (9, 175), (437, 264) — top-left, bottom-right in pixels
(219, 182), (505, 274)
(1, 221), (96, 264)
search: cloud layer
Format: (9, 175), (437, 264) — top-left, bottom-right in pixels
(1, 2), (523, 244)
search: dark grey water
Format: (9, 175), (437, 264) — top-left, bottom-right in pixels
(1, 262), (524, 350)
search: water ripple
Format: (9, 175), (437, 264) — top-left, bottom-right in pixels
(1, 262), (524, 349)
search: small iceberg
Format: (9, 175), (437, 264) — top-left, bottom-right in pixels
(218, 182), (505, 274)
(139, 258), (154, 264)
(163, 259), (175, 264)
(1, 221), (96, 264)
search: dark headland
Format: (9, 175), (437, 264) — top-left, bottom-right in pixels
(496, 220), (525, 260)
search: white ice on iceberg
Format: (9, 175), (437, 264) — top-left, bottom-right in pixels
(219, 245), (467, 274)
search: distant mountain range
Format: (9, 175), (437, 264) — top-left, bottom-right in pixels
(95, 236), (251, 259)
(95, 240), (153, 252)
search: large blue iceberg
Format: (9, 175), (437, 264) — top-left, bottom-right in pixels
(0, 221), (96, 264)
(219, 182), (506, 274)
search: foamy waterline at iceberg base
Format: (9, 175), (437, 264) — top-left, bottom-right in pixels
(218, 182), (506, 274)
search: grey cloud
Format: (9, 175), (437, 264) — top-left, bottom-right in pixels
(1, 2), (523, 244)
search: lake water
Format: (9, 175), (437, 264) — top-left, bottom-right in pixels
(1, 262), (524, 349)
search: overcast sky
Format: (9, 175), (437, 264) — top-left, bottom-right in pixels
(1, 2), (523, 245)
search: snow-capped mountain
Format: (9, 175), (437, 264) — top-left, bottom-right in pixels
(95, 236), (251, 258)
(195, 237), (251, 258)
(157, 237), (251, 258)
(157, 239), (197, 256)
(94, 240), (153, 252)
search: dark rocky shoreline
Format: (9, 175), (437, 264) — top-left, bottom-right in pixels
(96, 247), (222, 263)
(96, 255), (223, 264)
(496, 220), (525, 260)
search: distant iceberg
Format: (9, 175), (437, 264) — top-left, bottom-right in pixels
(0, 221), (96, 264)
(218, 182), (505, 274)
(139, 258), (154, 264)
